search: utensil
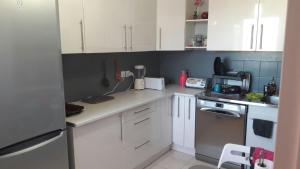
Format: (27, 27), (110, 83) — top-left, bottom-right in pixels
(101, 59), (110, 87)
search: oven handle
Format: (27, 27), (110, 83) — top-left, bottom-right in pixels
(200, 108), (241, 118)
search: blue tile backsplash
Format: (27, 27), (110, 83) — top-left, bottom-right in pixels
(159, 51), (283, 92)
(62, 50), (283, 101)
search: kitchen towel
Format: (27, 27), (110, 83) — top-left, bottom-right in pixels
(253, 119), (274, 138)
(250, 147), (274, 169)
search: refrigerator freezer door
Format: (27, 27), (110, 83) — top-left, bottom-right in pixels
(0, 130), (69, 169)
(0, 0), (66, 149)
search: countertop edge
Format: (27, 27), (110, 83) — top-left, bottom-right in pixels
(67, 85), (278, 128)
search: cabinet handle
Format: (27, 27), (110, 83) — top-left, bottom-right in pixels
(134, 108), (150, 114)
(188, 98), (191, 120)
(260, 24), (264, 50)
(159, 28), (162, 50)
(177, 97), (180, 118)
(129, 26), (133, 51)
(120, 114), (123, 141)
(135, 140), (150, 150)
(124, 25), (127, 51)
(134, 117), (150, 126)
(171, 96), (174, 117)
(80, 20), (85, 52)
(250, 24), (254, 49)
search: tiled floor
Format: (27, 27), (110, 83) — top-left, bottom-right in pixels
(145, 150), (218, 169)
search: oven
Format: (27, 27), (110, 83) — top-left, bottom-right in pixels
(195, 99), (247, 169)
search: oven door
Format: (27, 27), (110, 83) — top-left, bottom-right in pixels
(195, 107), (246, 166)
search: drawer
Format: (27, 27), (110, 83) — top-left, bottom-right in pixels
(123, 113), (152, 147)
(123, 103), (154, 123)
(125, 137), (157, 169)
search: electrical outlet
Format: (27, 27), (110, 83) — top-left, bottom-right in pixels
(121, 71), (126, 78)
(121, 71), (134, 78)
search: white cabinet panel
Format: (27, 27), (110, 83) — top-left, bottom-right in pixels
(172, 95), (185, 146)
(83, 0), (129, 53)
(184, 96), (196, 149)
(72, 115), (124, 169)
(129, 0), (156, 52)
(257, 0), (288, 51)
(207, 0), (259, 51)
(58, 0), (84, 54)
(157, 0), (185, 51)
(160, 97), (173, 148)
(172, 95), (196, 154)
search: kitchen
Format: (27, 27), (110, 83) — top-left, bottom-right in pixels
(0, 0), (298, 169)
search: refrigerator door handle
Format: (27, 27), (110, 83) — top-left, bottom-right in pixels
(0, 131), (63, 159)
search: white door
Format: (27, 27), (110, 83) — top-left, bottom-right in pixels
(172, 95), (185, 146)
(184, 96), (196, 149)
(256, 0), (288, 51)
(128, 0), (156, 52)
(83, 0), (129, 53)
(157, 0), (185, 51)
(207, 0), (259, 51)
(58, 0), (85, 54)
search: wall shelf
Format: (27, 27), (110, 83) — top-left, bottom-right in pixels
(185, 0), (209, 51)
(186, 19), (208, 23)
(185, 46), (207, 49)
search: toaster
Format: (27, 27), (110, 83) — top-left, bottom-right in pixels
(144, 77), (165, 91)
(185, 78), (207, 89)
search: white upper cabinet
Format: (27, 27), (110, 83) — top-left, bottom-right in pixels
(58, 0), (85, 54)
(157, 0), (186, 51)
(207, 0), (287, 51)
(257, 0), (288, 51)
(128, 0), (157, 52)
(207, 0), (259, 51)
(83, 0), (129, 53)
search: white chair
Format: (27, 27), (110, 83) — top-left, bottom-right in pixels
(217, 144), (251, 169)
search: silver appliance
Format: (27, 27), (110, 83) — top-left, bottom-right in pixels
(196, 99), (247, 169)
(0, 1), (69, 169)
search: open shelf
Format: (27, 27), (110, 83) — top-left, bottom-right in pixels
(186, 19), (208, 23)
(185, 46), (207, 49)
(185, 0), (209, 50)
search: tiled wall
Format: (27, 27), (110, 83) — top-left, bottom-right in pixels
(62, 52), (160, 102)
(62, 50), (282, 102)
(160, 51), (283, 92)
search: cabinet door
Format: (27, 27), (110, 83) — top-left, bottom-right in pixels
(184, 96), (196, 149)
(58, 0), (84, 54)
(157, 0), (185, 51)
(207, 0), (259, 51)
(160, 97), (173, 148)
(72, 115), (124, 169)
(172, 95), (185, 146)
(83, 0), (129, 53)
(128, 0), (156, 52)
(256, 0), (288, 51)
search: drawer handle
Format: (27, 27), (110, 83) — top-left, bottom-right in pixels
(134, 117), (150, 126)
(134, 108), (150, 114)
(135, 140), (150, 150)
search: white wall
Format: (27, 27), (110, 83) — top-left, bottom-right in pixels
(274, 0), (300, 168)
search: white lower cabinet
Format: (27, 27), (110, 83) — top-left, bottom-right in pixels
(69, 99), (172, 169)
(70, 114), (124, 169)
(172, 94), (196, 154)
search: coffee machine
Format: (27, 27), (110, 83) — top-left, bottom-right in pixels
(134, 65), (146, 90)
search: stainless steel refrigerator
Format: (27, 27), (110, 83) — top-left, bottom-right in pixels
(0, 0), (69, 169)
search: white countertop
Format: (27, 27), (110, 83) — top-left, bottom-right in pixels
(66, 85), (202, 127)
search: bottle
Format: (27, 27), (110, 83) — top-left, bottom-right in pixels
(178, 70), (187, 87)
